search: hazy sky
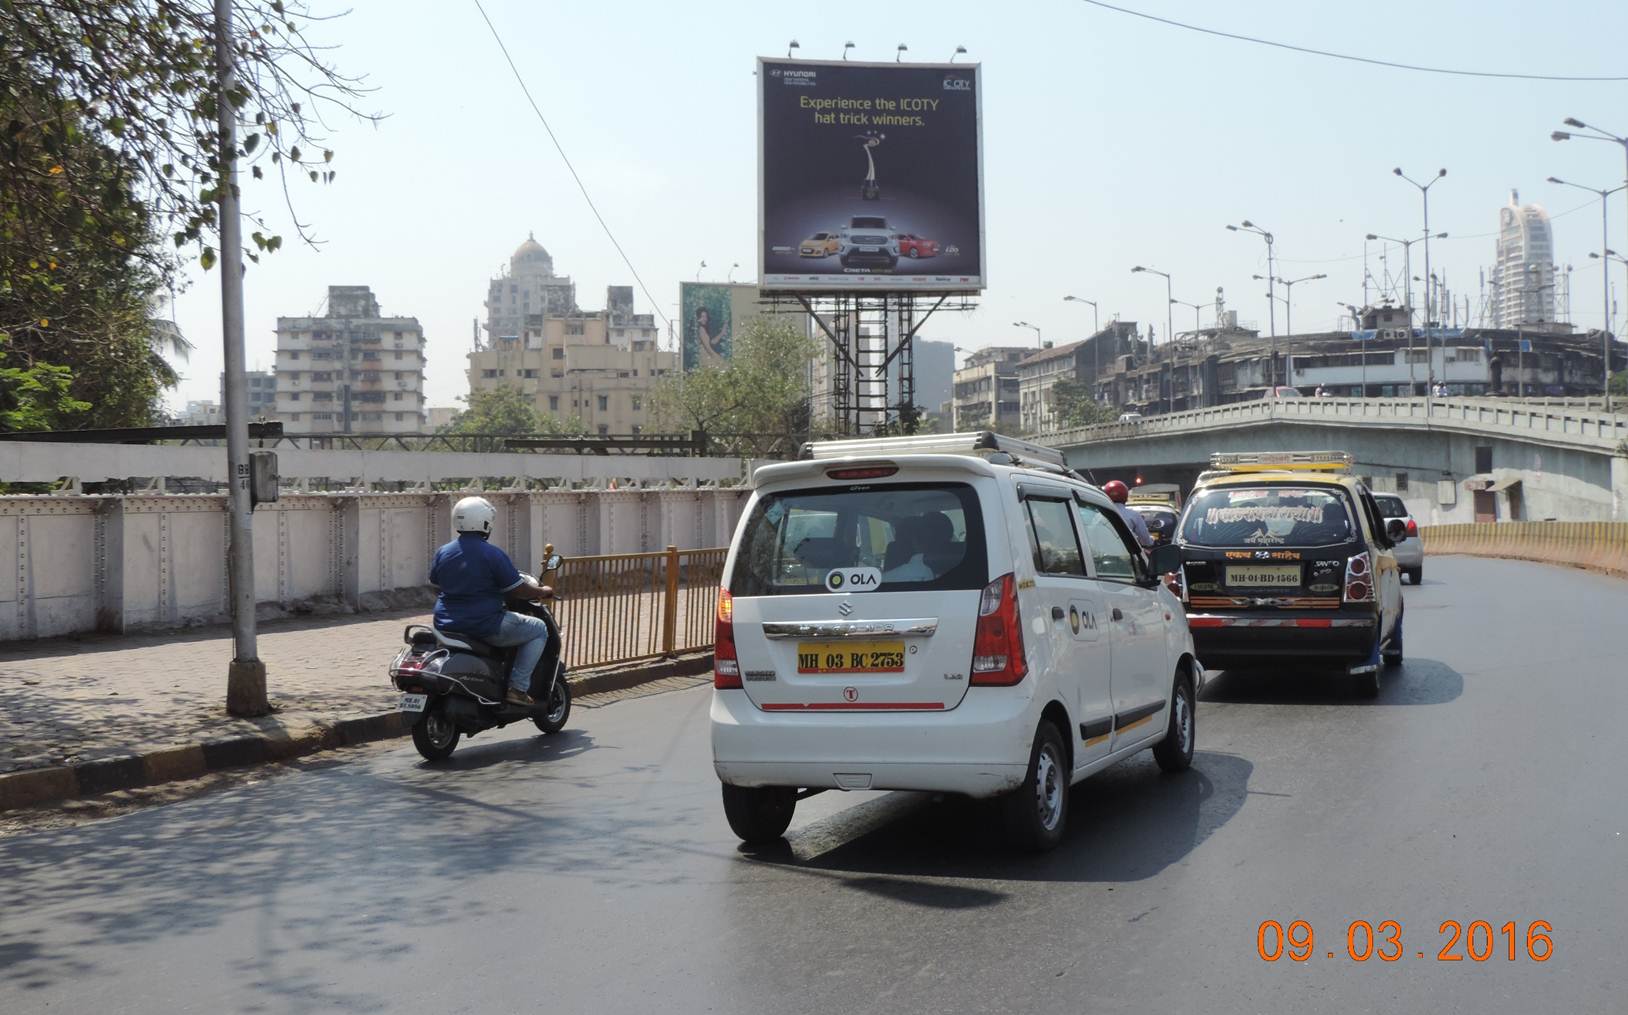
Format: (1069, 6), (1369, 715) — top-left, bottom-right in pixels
(164, 0), (1628, 409)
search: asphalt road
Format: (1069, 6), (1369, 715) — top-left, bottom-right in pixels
(2, 557), (1623, 1014)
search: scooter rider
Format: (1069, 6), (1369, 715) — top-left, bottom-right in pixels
(1102, 480), (1154, 552)
(431, 496), (554, 706)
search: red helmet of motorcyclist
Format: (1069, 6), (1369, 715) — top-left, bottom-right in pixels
(1102, 480), (1130, 504)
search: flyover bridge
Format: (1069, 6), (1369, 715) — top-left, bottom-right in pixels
(1035, 397), (1628, 525)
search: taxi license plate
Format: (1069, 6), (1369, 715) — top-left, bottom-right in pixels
(797, 640), (906, 674)
(1225, 565), (1301, 588)
(398, 693), (428, 713)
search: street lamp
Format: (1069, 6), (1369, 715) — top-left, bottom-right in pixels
(1393, 168), (1447, 400)
(727, 262), (740, 282)
(1552, 119), (1628, 408)
(1270, 273), (1327, 337)
(1549, 176), (1625, 408)
(1131, 265), (1173, 361)
(787, 39), (800, 58)
(1064, 295), (1103, 398)
(950, 45), (968, 62)
(1367, 231), (1446, 392)
(1013, 320), (1042, 348)
(1170, 297), (1205, 333)
(842, 41), (854, 60)
(695, 260), (706, 281)
(896, 43), (909, 62)
(1227, 221), (1278, 384)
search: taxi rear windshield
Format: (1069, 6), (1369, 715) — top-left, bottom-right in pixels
(1179, 486), (1354, 548)
(731, 482), (987, 595)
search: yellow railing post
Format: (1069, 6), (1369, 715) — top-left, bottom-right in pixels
(661, 544), (680, 656)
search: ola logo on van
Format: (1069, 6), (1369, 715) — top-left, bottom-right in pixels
(825, 567), (882, 592)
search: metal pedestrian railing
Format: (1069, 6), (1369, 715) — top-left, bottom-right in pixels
(544, 546), (728, 670)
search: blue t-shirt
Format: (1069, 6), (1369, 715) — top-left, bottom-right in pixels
(430, 534), (524, 640)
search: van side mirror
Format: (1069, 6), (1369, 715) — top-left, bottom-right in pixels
(1149, 543), (1182, 575)
(1385, 518), (1407, 543)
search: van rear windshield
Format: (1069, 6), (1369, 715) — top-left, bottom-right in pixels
(1179, 486), (1355, 548)
(730, 482), (987, 595)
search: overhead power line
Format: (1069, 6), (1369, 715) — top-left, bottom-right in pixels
(471, 0), (671, 328)
(1075, 0), (1628, 82)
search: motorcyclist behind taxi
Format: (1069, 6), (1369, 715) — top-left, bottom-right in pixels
(1102, 480), (1154, 552)
(431, 497), (554, 706)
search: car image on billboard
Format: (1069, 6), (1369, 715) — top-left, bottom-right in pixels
(758, 58), (984, 291)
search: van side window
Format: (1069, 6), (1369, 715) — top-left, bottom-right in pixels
(1075, 502), (1138, 581)
(1025, 498), (1085, 576)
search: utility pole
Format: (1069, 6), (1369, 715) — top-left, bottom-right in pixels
(214, 0), (267, 716)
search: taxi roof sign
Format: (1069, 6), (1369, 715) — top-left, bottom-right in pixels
(1209, 450), (1353, 473)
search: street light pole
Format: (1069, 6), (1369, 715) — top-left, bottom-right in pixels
(1548, 175), (1625, 408)
(1227, 222), (1277, 384)
(1063, 295), (1100, 398)
(1554, 118), (1628, 410)
(1171, 298), (1203, 332)
(1394, 168), (1447, 403)
(1013, 320), (1042, 348)
(213, 0), (266, 716)
(1131, 265), (1172, 361)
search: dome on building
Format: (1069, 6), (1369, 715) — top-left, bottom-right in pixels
(512, 232), (553, 270)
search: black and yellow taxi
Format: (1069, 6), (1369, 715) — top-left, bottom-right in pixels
(1149, 451), (1406, 696)
(1127, 485), (1182, 547)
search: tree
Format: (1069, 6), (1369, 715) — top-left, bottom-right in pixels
(1049, 378), (1118, 428)
(441, 385), (587, 438)
(650, 316), (817, 455)
(2, 1), (375, 273)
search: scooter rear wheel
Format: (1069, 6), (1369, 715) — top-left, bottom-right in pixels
(532, 676), (572, 735)
(412, 704), (460, 761)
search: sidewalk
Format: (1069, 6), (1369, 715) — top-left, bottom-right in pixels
(0, 609), (708, 809)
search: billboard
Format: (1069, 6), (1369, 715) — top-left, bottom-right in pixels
(681, 282), (762, 370)
(758, 58), (984, 292)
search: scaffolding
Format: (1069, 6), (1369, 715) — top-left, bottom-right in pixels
(769, 291), (976, 436)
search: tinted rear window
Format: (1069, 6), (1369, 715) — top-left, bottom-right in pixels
(1179, 486), (1355, 548)
(1373, 495), (1408, 518)
(731, 482), (987, 595)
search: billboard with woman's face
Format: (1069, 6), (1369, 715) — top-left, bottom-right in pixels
(682, 283), (734, 370)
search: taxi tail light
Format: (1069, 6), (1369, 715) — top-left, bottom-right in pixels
(1344, 552), (1373, 603)
(713, 588), (742, 689)
(1406, 517), (1418, 537)
(970, 573), (1028, 686)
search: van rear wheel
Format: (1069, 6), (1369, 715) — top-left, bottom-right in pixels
(721, 784), (796, 845)
(1002, 721), (1069, 852)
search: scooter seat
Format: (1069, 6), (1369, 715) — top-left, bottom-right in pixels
(433, 627), (501, 657)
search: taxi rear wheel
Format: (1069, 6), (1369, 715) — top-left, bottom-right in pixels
(1152, 670), (1195, 773)
(1003, 721), (1069, 852)
(722, 784), (796, 845)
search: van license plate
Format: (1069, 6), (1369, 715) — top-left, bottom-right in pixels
(796, 640), (906, 674)
(1225, 565), (1301, 588)
(398, 693), (428, 713)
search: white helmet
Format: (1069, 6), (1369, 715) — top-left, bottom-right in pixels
(452, 496), (496, 536)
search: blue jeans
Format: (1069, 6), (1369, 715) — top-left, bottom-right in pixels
(487, 611), (551, 692)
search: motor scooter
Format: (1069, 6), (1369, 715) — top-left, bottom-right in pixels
(389, 548), (571, 761)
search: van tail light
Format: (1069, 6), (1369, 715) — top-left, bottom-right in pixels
(970, 573), (1028, 686)
(1344, 552), (1373, 603)
(713, 588), (742, 689)
(1406, 518), (1418, 537)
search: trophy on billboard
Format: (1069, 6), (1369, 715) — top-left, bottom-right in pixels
(856, 131), (886, 200)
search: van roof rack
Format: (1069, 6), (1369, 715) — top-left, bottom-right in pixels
(1208, 450), (1353, 473)
(800, 431), (1072, 475)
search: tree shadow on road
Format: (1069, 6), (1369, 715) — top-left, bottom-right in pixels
(1199, 658), (1464, 707)
(746, 751), (1253, 892)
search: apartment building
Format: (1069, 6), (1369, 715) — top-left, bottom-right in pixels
(950, 346), (1028, 431)
(469, 243), (676, 434)
(273, 286), (427, 434)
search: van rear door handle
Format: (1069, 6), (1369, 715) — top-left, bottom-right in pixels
(1051, 606), (1066, 620)
(1111, 608), (1125, 622)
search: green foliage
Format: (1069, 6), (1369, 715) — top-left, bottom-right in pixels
(650, 316), (817, 455)
(0, 93), (175, 431)
(1610, 371), (1626, 397)
(1, 1), (374, 270)
(1049, 378), (1118, 428)
(440, 385), (591, 437)
(0, 335), (90, 430)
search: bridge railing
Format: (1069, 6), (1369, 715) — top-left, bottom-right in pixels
(1039, 397), (1628, 452)
(1422, 521), (1628, 578)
